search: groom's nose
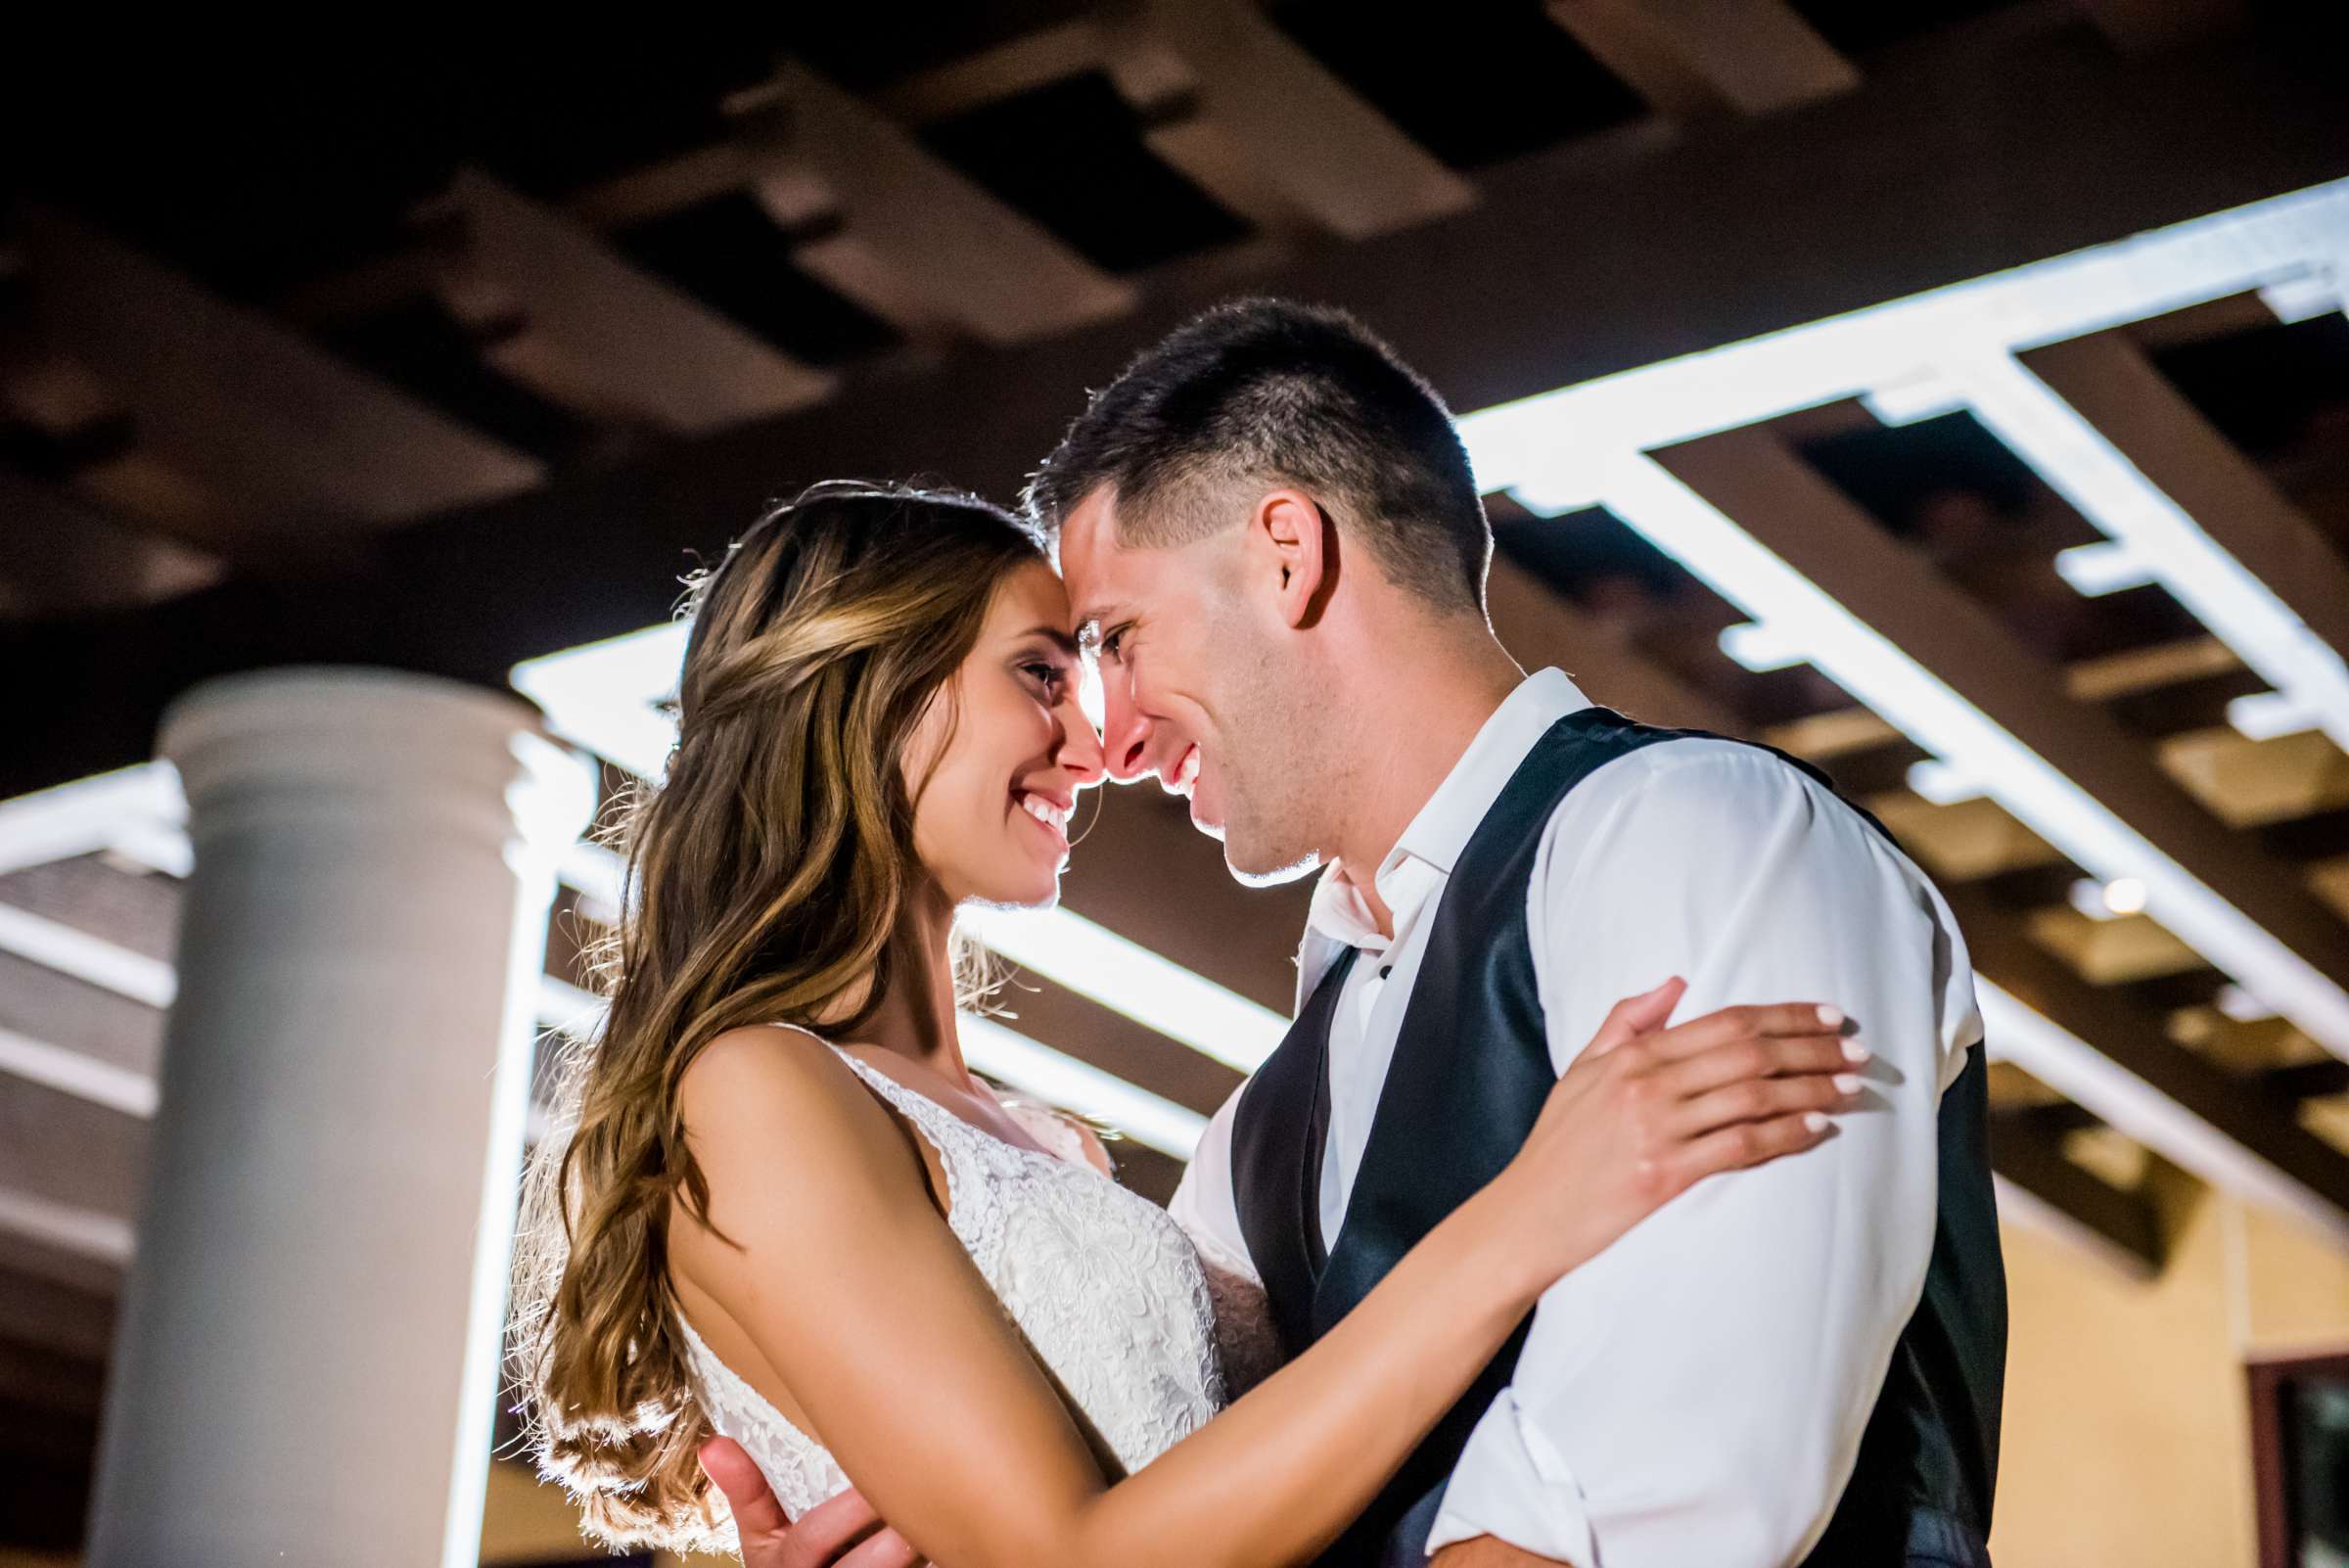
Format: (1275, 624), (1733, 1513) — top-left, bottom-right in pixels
(1099, 681), (1157, 783)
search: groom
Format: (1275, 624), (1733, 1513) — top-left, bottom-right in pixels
(705, 300), (2007, 1567)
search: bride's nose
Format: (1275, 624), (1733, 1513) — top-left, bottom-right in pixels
(1060, 704), (1106, 784)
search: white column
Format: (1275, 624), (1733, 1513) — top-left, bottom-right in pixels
(87, 669), (594, 1568)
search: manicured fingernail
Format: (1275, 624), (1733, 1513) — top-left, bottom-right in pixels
(1841, 1038), (1870, 1063)
(1834, 1074), (1863, 1095)
(1803, 1111), (1831, 1133)
(1817, 1005), (1844, 1029)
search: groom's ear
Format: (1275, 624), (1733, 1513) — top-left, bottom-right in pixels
(1252, 486), (1331, 630)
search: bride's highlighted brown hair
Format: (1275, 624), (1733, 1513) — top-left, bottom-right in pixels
(509, 481), (1048, 1549)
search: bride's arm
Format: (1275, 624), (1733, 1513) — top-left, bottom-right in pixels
(676, 998), (1853, 1568)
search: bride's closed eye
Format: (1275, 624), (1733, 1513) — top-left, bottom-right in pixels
(1018, 656), (1074, 699)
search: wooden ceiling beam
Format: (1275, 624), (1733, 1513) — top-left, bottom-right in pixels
(0, 349), (251, 558)
(727, 64), (1135, 346)
(1654, 424), (2349, 1004)
(564, 143), (759, 233)
(0, 1268), (115, 1362)
(10, 208), (544, 546)
(7, 29), (2340, 798)
(0, 951), (163, 1098)
(0, 1221), (123, 1299)
(1486, 557), (1750, 733)
(870, 19), (1110, 124)
(0, 467), (222, 616)
(0, 1181), (134, 1271)
(424, 171), (834, 437)
(0, 1337), (104, 1423)
(1989, 1107), (2164, 1278)
(2160, 726), (2349, 830)
(0, 1075), (146, 1232)
(1545, 0), (1860, 119)
(2265, 1057), (2349, 1103)
(0, 853), (180, 964)
(2022, 329), (2349, 672)
(1101, 0), (1473, 243)
(1769, 636), (2243, 762)
(1944, 875), (2349, 1243)
(2068, 0), (2246, 54)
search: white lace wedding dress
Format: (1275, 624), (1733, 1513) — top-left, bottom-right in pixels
(678, 1039), (1270, 1522)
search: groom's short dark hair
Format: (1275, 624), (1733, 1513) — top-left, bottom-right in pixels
(1024, 299), (1492, 615)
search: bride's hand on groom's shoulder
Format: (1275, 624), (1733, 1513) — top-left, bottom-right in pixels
(702, 1437), (922, 1568)
(1492, 978), (1865, 1288)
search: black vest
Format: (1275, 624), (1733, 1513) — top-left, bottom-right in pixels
(1229, 708), (2006, 1567)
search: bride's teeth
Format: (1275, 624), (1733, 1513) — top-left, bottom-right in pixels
(1019, 794), (1065, 829)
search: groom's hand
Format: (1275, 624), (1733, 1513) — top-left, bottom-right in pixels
(700, 1437), (920, 1568)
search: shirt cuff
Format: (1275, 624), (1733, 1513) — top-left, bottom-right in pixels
(1426, 1388), (1599, 1566)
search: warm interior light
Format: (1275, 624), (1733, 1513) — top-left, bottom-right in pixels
(2101, 877), (2150, 917)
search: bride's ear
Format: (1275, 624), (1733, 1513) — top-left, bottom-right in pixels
(1252, 487), (1330, 629)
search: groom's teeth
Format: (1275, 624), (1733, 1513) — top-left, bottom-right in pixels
(1174, 749), (1201, 789)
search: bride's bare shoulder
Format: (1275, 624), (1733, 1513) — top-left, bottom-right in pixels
(679, 1024), (891, 1155)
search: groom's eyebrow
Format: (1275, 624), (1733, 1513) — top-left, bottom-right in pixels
(1072, 604), (1121, 650)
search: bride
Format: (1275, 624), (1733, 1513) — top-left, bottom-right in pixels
(510, 481), (1860, 1567)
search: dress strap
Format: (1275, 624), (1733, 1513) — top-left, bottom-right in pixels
(761, 1023), (982, 1216)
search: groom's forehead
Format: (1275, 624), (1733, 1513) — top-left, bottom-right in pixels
(1057, 498), (1126, 623)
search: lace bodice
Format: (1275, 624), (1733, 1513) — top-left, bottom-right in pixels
(677, 1038), (1229, 1525)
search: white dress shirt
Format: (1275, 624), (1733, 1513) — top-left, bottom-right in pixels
(1168, 669), (1983, 1568)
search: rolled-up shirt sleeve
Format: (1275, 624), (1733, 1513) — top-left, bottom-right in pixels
(1427, 742), (1977, 1567)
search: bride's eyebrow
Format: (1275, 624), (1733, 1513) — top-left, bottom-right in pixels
(1012, 623), (1081, 656)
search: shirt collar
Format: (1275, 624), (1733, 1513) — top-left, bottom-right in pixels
(1304, 668), (1591, 954)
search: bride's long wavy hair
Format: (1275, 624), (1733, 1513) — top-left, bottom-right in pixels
(509, 481), (1049, 1550)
